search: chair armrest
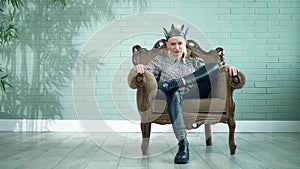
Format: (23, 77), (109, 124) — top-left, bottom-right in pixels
(210, 71), (246, 99)
(228, 71), (246, 89)
(128, 69), (158, 89)
(128, 69), (158, 112)
(127, 69), (144, 89)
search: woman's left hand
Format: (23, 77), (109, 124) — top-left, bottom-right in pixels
(224, 66), (240, 76)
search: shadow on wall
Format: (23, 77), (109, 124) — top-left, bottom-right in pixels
(0, 0), (147, 123)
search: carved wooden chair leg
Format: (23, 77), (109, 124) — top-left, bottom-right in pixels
(228, 117), (237, 155)
(141, 122), (151, 155)
(205, 124), (212, 146)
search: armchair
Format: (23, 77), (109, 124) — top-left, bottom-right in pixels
(127, 39), (246, 155)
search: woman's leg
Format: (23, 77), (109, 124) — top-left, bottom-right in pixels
(158, 63), (219, 93)
(182, 77), (212, 99)
(165, 90), (186, 140)
(164, 90), (189, 164)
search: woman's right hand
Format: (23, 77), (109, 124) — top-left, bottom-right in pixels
(133, 64), (147, 74)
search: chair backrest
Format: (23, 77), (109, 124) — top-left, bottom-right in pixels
(131, 39), (227, 100)
(132, 39), (224, 66)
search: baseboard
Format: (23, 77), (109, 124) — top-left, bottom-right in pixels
(0, 120), (299, 132)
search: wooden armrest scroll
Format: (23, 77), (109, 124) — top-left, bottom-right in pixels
(229, 72), (246, 89)
(134, 73), (146, 87)
(128, 69), (141, 89)
(128, 69), (156, 89)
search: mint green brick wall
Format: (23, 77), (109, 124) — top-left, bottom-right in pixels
(0, 0), (299, 121)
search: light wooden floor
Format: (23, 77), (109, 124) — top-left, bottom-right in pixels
(0, 132), (299, 169)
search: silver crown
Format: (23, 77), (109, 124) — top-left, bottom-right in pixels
(163, 24), (189, 40)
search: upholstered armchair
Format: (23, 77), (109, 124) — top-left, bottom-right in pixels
(127, 39), (246, 155)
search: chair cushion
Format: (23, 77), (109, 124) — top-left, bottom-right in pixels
(152, 98), (226, 113)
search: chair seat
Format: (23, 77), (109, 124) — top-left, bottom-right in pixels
(152, 98), (227, 113)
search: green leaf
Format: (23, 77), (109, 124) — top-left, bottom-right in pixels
(1, 74), (8, 79)
(0, 80), (6, 92)
(3, 80), (13, 88)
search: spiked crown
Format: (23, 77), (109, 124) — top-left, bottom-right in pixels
(163, 24), (189, 40)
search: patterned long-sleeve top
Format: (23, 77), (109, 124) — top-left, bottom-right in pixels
(146, 51), (205, 95)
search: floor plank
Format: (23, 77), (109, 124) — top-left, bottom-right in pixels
(236, 133), (300, 169)
(0, 132), (299, 169)
(22, 133), (86, 169)
(52, 137), (99, 169)
(0, 132), (74, 169)
(213, 133), (272, 169)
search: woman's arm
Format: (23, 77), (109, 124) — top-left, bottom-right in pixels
(133, 64), (147, 74)
(224, 66), (240, 76)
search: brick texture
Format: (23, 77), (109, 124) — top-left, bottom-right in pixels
(0, 0), (299, 121)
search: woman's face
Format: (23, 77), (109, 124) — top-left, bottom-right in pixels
(166, 36), (186, 58)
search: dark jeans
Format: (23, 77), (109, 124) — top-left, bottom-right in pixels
(155, 71), (217, 140)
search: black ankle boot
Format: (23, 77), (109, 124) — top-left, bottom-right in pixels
(174, 138), (189, 164)
(158, 79), (184, 93)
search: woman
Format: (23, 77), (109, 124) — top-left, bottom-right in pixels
(134, 24), (239, 164)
